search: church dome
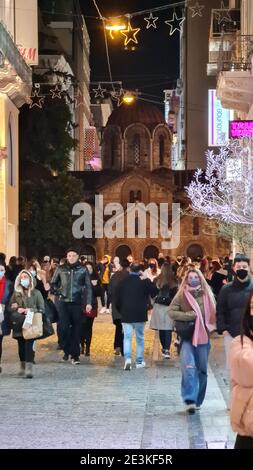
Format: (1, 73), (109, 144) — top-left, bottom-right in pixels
(106, 100), (166, 132)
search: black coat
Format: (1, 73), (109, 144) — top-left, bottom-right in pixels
(217, 277), (253, 337)
(50, 262), (92, 305)
(109, 270), (129, 321)
(115, 274), (158, 323)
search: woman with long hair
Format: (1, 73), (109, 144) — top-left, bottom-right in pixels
(150, 263), (178, 358)
(9, 270), (45, 378)
(229, 292), (253, 449)
(168, 268), (216, 413)
(143, 258), (160, 282)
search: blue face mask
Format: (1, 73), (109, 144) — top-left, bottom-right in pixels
(20, 279), (30, 288)
(30, 271), (36, 278)
(0, 272), (5, 279)
(188, 278), (201, 288)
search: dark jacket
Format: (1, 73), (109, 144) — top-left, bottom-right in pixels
(51, 262), (92, 305)
(0, 278), (13, 336)
(115, 274), (158, 323)
(209, 269), (228, 299)
(83, 272), (101, 311)
(216, 277), (253, 337)
(109, 270), (129, 321)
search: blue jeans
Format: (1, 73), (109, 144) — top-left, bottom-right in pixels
(180, 340), (211, 406)
(122, 322), (145, 364)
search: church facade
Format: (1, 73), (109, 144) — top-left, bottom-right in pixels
(73, 101), (230, 262)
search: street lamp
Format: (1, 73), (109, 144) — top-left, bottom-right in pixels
(105, 19), (126, 39)
(122, 92), (135, 105)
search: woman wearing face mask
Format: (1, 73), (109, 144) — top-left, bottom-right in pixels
(0, 263), (13, 373)
(9, 270), (45, 378)
(229, 292), (253, 448)
(168, 268), (216, 414)
(80, 263), (101, 356)
(143, 258), (160, 282)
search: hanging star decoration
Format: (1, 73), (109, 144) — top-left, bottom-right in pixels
(189, 2), (205, 18)
(111, 88), (124, 106)
(93, 84), (107, 99)
(165, 11), (186, 36)
(74, 89), (84, 109)
(120, 20), (140, 46)
(215, 1), (232, 25)
(144, 12), (159, 29)
(50, 84), (63, 99)
(29, 87), (45, 109)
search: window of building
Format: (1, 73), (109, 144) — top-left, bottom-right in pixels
(133, 134), (141, 165)
(159, 135), (165, 166)
(129, 190), (142, 203)
(193, 218), (199, 236)
(8, 117), (14, 187)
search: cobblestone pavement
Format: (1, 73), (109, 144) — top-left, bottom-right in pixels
(0, 313), (235, 449)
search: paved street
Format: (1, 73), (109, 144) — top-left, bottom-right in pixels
(0, 314), (235, 449)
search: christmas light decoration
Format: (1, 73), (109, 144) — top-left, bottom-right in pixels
(144, 13), (159, 29)
(105, 20), (126, 39)
(165, 11), (185, 36)
(120, 20), (140, 46)
(190, 2), (205, 18)
(215, 1), (232, 25)
(93, 83), (107, 98)
(186, 141), (253, 226)
(29, 85), (45, 109)
(50, 84), (63, 99)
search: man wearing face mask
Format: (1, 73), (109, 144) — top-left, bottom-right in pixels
(217, 253), (253, 372)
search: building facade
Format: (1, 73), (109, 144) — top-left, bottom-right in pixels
(72, 101), (230, 262)
(0, 0), (35, 258)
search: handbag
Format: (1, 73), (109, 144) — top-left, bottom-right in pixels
(83, 308), (97, 319)
(175, 320), (195, 341)
(37, 314), (54, 340)
(155, 287), (172, 306)
(22, 312), (43, 340)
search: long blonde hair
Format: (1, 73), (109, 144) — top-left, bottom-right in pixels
(175, 267), (216, 308)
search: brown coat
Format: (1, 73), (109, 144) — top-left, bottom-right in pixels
(168, 288), (206, 322)
(229, 336), (253, 437)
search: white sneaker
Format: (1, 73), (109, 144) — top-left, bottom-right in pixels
(100, 307), (106, 314)
(106, 309), (110, 314)
(136, 361), (146, 369)
(124, 359), (132, 370)
(185, 403), (196, 414)
(162, 350), (171, 359)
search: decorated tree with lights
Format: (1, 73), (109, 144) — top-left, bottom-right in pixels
(186, 141), (253, 249)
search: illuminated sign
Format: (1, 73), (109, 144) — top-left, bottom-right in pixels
(229, 120), (253, 138)
(208, 90), (232, 146)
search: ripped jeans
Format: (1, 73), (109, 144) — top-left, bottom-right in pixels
(180, 340), (211, 407)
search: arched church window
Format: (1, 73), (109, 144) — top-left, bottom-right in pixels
(133, 134), (141, 166)
(129, 190), (135, 203)
(159, 135), (165, 166)
(193, 218), (199, 236)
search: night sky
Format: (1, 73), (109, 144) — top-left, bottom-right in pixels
(82, 0), (180, 108)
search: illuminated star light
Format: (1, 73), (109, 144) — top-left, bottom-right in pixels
(120, 21), (140, 46)
(29, 89), (45, 109)
(165, 12), (185, 36)
(215, 0), (232, 24)
(93, 84), (107, 98)
(144, 13), (159, 29)
(190, 2), (205, 18)
(50, 84), (63, 99)
(111, 88), (124, 106)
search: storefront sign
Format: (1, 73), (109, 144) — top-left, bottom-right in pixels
(15, 0), (38, 65)
(229, 120), (253, 138)
(208, 89), (232, 146)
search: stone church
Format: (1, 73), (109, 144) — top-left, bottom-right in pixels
(73, 101), (229, 262)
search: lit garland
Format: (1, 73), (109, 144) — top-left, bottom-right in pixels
(186, 141), (253, 226)
(120, 20), (141, 46)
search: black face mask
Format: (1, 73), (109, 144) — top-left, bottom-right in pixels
(236, 269), (248, 280)
(149, 264), (156, 269)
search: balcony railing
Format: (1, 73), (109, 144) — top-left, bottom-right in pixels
(0, 21), (32, 84)
(217, 34), (253, 73)
(210, 8), (240, 37)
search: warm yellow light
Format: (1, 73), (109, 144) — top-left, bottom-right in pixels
(105, 21), (126, 39)
(123, 93), (135, 105)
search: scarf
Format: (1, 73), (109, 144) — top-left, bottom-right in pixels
(184, 288), (216, 347)
(0, 276), (6, 304)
